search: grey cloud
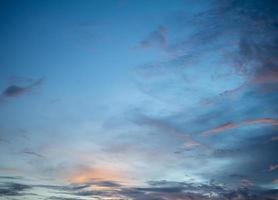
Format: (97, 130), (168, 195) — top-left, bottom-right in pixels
(46, 197), (86, 200)
(0, 176), (23, 180)
(1, 179), (277, 200)
(0, 182), (32, 196)
(119, 180), (278, 200)
(21, 148), (45, 158)
(1, 77), (43, 99)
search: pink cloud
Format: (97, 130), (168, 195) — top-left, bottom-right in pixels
(202, 118), (278, 137)
(251, 63), (278, 84)
(269, 164), (278, 172)
(240, 179), (254, 188)
(242, 118), (278, 126)
(202, 122), (237, 136)
(182, 139), (201, 150)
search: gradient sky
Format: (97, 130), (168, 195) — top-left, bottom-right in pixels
(0, 0), (277, 199)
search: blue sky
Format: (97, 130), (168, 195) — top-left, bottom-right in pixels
(0, 0), (277, 199)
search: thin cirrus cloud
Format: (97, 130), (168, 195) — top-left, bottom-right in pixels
(21, 149), (45, 158)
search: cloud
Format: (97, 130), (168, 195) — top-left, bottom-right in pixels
(202, 122), (237, 136)
(0, 178), (277, 200)
(138, 26), (167, 49)
(132, 113), (206, 153)
(130, 2), (278, 191)
(21, 149), (45, 158)
(46, 197), (86, 200)
(243, 118), (278, 126)
(251, 63), (278, 84)
(271, 136), (278, 141)
(0, 77), (43, 100)
(68, 165), (128, 185)
(118, 180), (277, 200)
(0, 183), (32, 196)
(2, 85), (26, 97)
(269, 164), (278, 172)
(22, 150), (44, 158)
(182, 139), (201, 151)
(202, 118), (278, 136)
(135, 0), (278, 107)
(212, 148), (240, 158)
(240, 179), (253, 188)
(0, 176), (22, 180)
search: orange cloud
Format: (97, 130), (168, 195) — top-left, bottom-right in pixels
(67, 167), (136, 190)
(68, 166), (131, 186)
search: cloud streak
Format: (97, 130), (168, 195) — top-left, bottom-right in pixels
(202, 118), (278, 136)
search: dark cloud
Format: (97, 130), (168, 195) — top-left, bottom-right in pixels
(0, 77), (43, 99)
(21, 148), (45, 158)
(0, 182), (32, 196)
(46, 197), (86, 200)
(2, 85), (26, 97)
(0, 179), (277, 200)
(118, 180), (278, 200)
(0, 176), (22, 180)
(208, 131), (278, 186)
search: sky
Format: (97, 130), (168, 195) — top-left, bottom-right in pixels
(0, 0), (277, 199)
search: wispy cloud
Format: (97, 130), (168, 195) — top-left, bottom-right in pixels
(0, 77), (43, 100)
(240, 179), (253, 188)
(21, 149), (45, 158)
(138, 26), (167, 49)
(203, 118), (278, 136)
(269, 164), (278, 172)
(202, 122), (236, 136)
